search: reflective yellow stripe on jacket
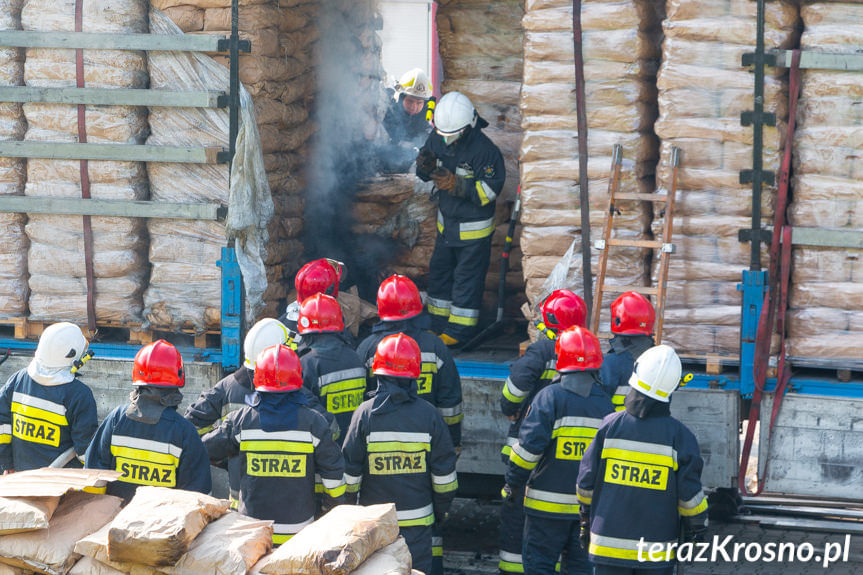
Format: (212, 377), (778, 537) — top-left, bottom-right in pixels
(396, 503), (435, 527)
(110, 435), (182, 488)
(589, 533), (677, 562)
(523, 486), (580, 515)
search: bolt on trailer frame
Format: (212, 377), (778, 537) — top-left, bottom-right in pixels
(0, 0), (251, 371)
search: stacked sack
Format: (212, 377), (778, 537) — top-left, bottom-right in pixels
(143, 8), (231, 331)
(519, 0), (662, 330)
(21, 0), (150, 324)
(436, 0), (527, 321)
(786, 2), (863, 365)
(653, 0), (799, 355)
(351, 175), (437, 287)
(0, 0), (27, 319)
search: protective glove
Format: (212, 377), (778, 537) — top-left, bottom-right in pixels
(431, 167), (456, 192)
(416, 149), (437, 177)
(501, 483), (524, 503)
(434, 511), (449, 526)
(682, 515), (708, 543)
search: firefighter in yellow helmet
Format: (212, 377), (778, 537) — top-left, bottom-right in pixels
(380, 68), (435, 173)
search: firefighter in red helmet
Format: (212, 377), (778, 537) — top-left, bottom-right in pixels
(298, 293), (366, 444)
(86, 340), (211, 501)
(342, 333), (458, 575)
(203, 344), (345, 546)
(505, 327), (613, 575)
(280, 258), (344, 349)
(600, 291), (656, 411)
(497, 290), (587, 575)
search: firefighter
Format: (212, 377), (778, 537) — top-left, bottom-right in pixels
(357, 274), (463, 446)
(0, 322), (97, 473)
(577, 345), (708, 575)
(298, 293), (366, 444)
(203, 344), (345, 546)
(415, 91), (506, 347)
(355, 274), (462, 575)
(379, 68), (435, 173)
(85, 340), (211, 500)
(504, 326), (613, 575)
(497, 290), (587, 575)
(342, 333), (458, 575)
(600, 291), (656, 412)
(184, 317), (291, 507)
(279, 258), (344, 350)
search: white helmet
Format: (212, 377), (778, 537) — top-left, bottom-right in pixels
(244, 318), (289, 370)
(27, 322), (89, 385)
(628, 345), (682, 403)
(394, 68), (432, 101)
(434, 92), (477, 145)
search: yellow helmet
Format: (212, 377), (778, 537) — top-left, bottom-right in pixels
(394, 68), (432, 101)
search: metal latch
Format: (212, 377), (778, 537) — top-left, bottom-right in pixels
(593, 240), (606, 250)
(661, 243), (675, 254)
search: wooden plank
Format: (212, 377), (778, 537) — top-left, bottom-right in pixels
(0, 196), (225, 221)
(599, 285), (658, 296)
(790, 227), (863, 250)
(0, 141), (225, 164)
(772, 49), (863, 72)
(614, 193), (668, 203)
(607, 238), (663, 249)
(0, 86), (225, 108)
(0, 30), (227, 52)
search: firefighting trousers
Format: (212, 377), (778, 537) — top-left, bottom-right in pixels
(523, 514), (591, 575)
(432, 525), (443, 575)
(499, 494), (525, 573)
(594, 566), (675, 575)
(427, 234), (492, 342)
(402, 524), (433, 575)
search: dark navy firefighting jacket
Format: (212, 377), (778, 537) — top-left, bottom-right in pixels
(342, 376), (458, 529)
(202, 390), (345, 545)
(300, 333), (367, 445)
(506, 372), (614, 519)
(576, 396), (708, 569)
(0, 368), (97, 472)
(85, 403), (211, 501)
(599, 335), (654, 411)
(499, 337), (557, 462)
(356, 315), (463, 447)
(184, 365), (255, 499)
(417, 118), (505, 246)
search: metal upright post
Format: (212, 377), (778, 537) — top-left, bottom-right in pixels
(738, 0), (773, 394)
(220, 0), (244, 371)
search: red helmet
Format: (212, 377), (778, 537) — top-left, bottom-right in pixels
(298, 293), (345, 334)
(295, 258), (342, 303)
(611, 291), (655, 335)
(377, 275), (422, 321)
(372, 333), (421, 379)
(555, 327), (603, 372)
(540, 290), (588, 331)
(133, 340), (184, 388)
(253, 344), (303, 392)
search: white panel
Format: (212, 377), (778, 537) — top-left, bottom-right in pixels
(379, 1), (432, 83)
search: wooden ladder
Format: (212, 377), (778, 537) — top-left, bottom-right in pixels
(589, 144), (681, 344)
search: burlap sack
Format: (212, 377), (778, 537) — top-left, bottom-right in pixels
(260, 504), (399, 575)
(351, 537), (412, 575)
(0, 496), (61, 535)
(106, 487), (230, 567)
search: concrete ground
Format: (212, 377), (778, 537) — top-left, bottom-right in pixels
(440, 498), (863, 575)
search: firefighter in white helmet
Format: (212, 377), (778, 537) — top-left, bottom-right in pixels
(380, 68), (435, 173)
(577, 345), (709, 575)
(185, 318), (336, 507)
(415, 91), (506, 347)
(0, 322), (97, 473)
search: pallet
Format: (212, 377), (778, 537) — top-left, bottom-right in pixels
(0, 318), (220, 350)
(679, 353), (740, 376)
